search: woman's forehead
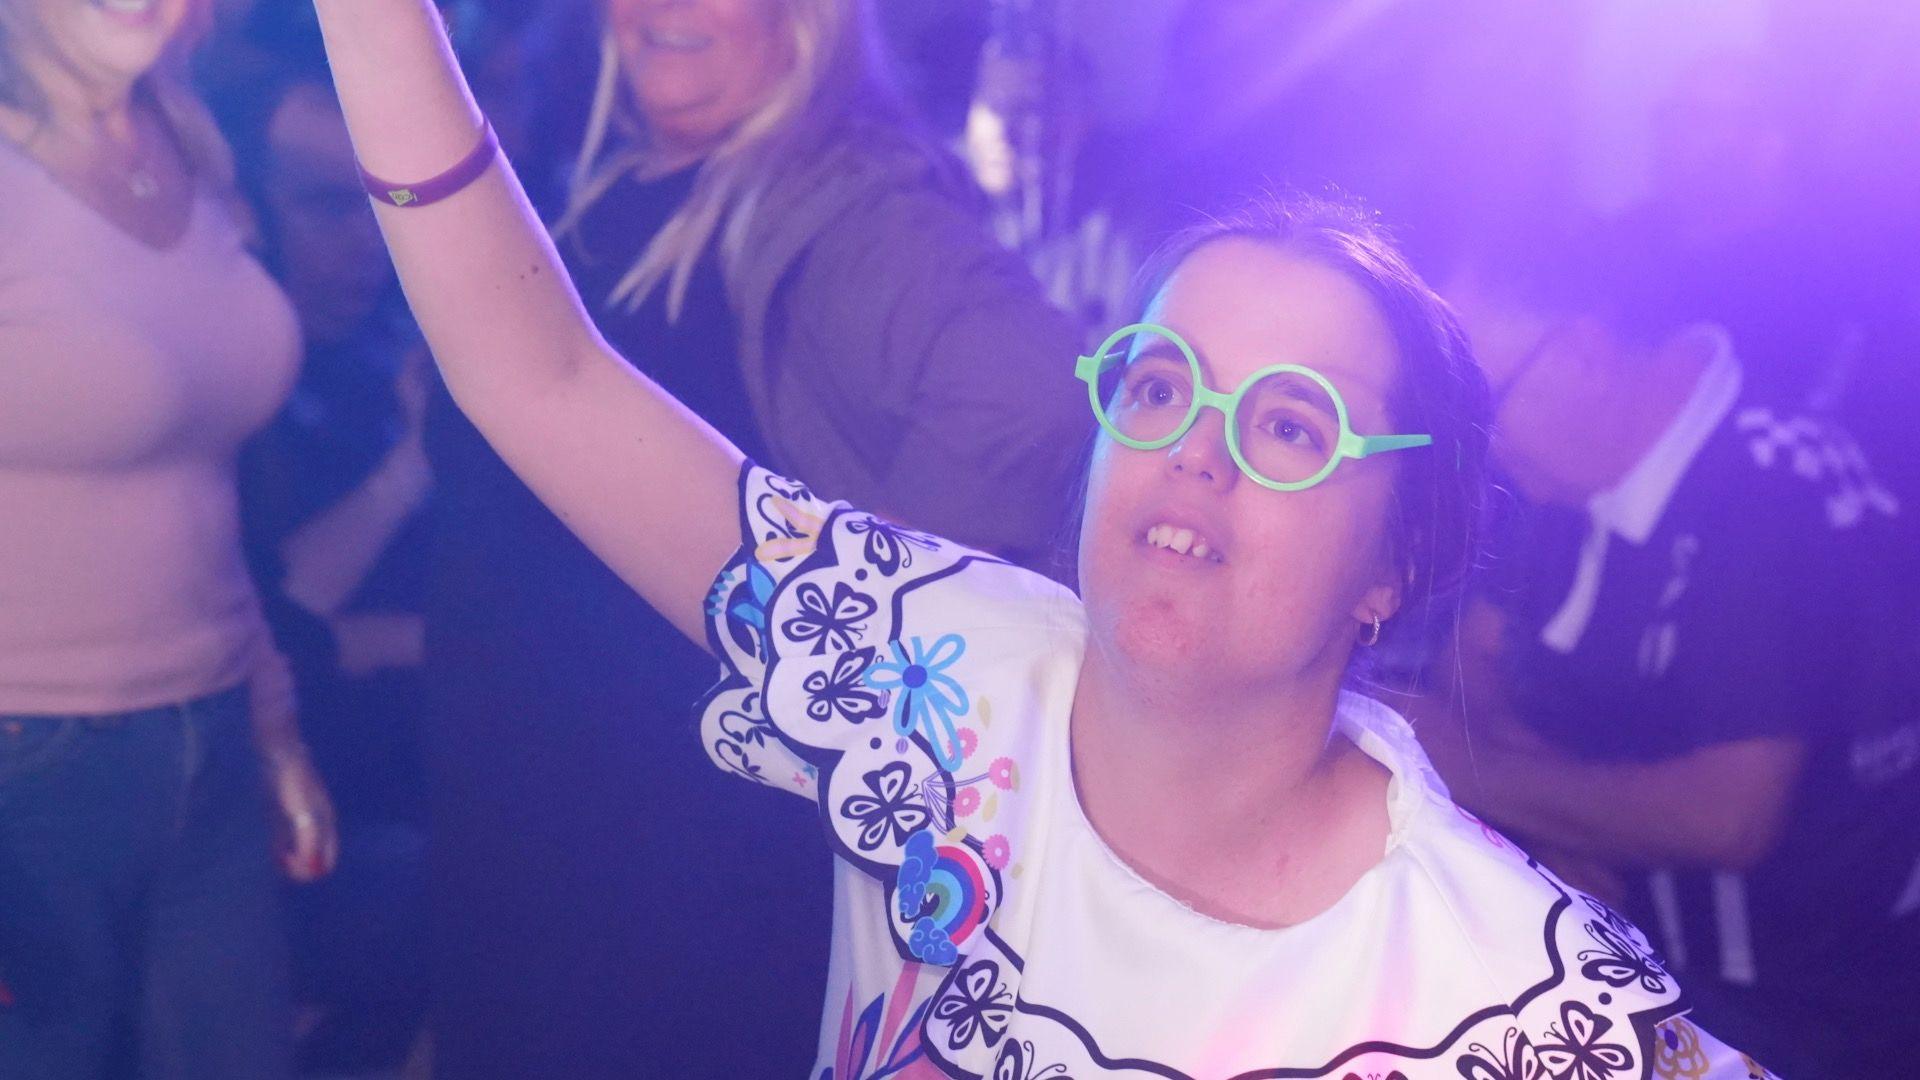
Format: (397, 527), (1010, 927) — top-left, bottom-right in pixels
(1147, 239), (1401, 402)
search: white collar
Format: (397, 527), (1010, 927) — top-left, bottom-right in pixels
(1585, 324), (1743, 545)
(1333, 690), (1438, 854)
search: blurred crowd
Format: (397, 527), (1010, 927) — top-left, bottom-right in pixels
(1, 0), (1915, 1078)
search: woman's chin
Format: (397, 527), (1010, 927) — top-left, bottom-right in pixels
(1098, 595), (1218, 676)
(75, 40), (172, 87)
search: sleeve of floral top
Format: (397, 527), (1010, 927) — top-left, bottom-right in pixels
(698, 463), (1073, 968)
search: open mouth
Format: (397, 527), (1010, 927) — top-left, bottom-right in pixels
(1142, 523), (1225, 564)
(641, 27), (716, 53)
(91, 0), (160, 23)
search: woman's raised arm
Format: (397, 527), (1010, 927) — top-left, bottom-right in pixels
(313, 0), (742, 643)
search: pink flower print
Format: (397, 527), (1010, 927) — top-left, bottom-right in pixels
(958, 728), (979, 759)
(982, 835), (1011, 870)
(953, 786), (981, 817)
(987, 756), (1017, 791)
(1456, 803), (1513, 851)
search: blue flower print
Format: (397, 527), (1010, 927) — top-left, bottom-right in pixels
(863, 635), (971, 771)
(708, 563), (778, 659)
(782, 581), (877, 656)
(729, 563), (775, 627)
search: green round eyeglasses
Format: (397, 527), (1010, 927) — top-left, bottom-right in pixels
(1074, 322), (1433, 492)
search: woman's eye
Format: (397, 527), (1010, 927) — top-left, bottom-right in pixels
(1262, 415), (1324, 450)
(1128, 373), (1184, 408)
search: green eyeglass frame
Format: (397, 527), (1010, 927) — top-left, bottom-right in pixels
(1074, 322), (1434, 491)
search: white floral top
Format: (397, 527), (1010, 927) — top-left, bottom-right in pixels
(699, 466), (1780, 1080)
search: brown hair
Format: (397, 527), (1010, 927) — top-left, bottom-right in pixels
(1130, 193), (1493, 651)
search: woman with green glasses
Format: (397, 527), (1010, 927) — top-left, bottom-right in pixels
(310, 3), (1774, 1075)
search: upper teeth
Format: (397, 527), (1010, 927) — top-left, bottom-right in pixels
(1146, 524), (1218, 561)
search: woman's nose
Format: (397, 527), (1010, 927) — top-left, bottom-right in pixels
(1166, 410), (1236, 490)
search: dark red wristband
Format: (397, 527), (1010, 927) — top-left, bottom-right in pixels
(359, 120), (498, 209)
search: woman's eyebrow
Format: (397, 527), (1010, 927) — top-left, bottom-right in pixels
(1123, 341), (1188, 366)
(1259, 372), (1339, 416)
(1120, 340), (1218, 383)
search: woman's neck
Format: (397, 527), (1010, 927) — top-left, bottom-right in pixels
(1068, 644), (1389, 926)
(1071, 643), (1347, 850)
(7, 52), (141, 149)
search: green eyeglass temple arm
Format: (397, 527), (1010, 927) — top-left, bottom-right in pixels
(1074, 353), (1112, 382)
(1350, 433), (1433, 458)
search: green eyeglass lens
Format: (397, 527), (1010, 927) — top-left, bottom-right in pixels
(1075, 323), (1434, 492)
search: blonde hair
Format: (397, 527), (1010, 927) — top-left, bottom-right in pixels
(0, 0), (235, 192)
(556, 0), (892, 320)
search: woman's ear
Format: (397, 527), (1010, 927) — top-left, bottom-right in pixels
(1351, 559), (1409, 629)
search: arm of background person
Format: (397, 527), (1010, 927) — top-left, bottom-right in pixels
(787, 179), (1091, 565)
(1418, 698), (1805, 871)
(1394, 598), (1806, 872)
(248, 631), (339, 882)
(280, 428), (431, 616)
(279, 348), (434, 617)
(313, 0), (744, 645)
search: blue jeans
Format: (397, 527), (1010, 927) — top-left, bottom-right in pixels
(0, 687), (292, 1080)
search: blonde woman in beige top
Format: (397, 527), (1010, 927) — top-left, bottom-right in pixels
(0, 0), (335, 1075)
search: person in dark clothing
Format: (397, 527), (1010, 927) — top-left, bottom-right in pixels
(226, 59), (435, 1072)
(420, 0), (1086, 1076)
(1408, 238), (1917, 1078)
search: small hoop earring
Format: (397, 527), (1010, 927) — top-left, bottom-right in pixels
(1359, 614), (1383, 648)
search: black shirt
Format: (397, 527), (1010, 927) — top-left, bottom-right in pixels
(421, 164), (828, 1079)
(1486, 374), (1919, 1072)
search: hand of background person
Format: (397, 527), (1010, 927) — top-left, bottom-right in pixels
(262, 744), (339, 883)
(331, 611), (427, 677)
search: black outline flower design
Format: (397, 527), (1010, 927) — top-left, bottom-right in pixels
(933, 959), (1012, 1052)
(839, 761), (932, 852)
(1577, 895), (1671, 995)
(802, 647), (888, 724)
(995, 1038), (1076, 1080)
(781, 581), (877, 655)
(846, 514), (939, 576)
(1536, 1001), (1633, 1080)
(1578, 917), (1670, 995)
(1456, 1026), (1549, 1080)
